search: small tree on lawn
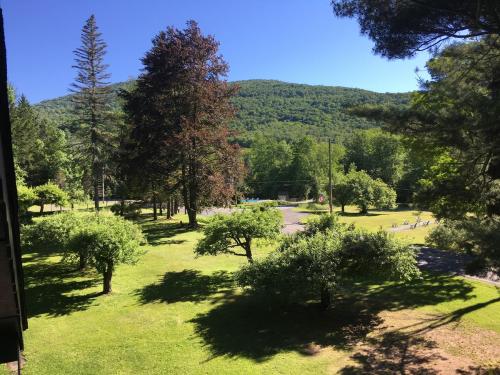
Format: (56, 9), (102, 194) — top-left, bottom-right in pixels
(372, 178), (397, 210)
(195, 208), (282, 263)
(34, 182), (69, 212)
(332, 173), (354, 213)
(69, 215), (145, 293)
(348, 169), (375, 214)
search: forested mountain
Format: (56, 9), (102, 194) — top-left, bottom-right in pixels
(36, 79), (410, 145)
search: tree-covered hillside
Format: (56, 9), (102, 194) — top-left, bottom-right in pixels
(36, 79), (409, 145)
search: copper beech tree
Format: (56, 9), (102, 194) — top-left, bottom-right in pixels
(123, 21), (244, 227)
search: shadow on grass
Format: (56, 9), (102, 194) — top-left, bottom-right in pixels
(136, 269), (234, 304)
(191, 295), (383, 362)
(23, 260), (101, 318)
(139, 220), (194, 246)
(339, 331), (443, 374)
(189, 273), (479, 363)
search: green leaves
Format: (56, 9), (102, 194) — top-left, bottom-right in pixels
(22, 212), (145, 292)
(237, 214), (420, 306)
(195, 208), (283, 261)
(34, 182), (69, 211)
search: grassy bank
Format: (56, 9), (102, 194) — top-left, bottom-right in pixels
(12, 213), (499, 374)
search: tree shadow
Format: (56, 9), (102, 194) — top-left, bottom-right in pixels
(456, 365), (500, 374)
(340, 294), (500, 374)
(136, 269), (234, 305)
(189, 273), (478, 363)
(23, 260), (101, 318)
(339, 331), (444, 374)
(140, 221), (194, 245)
(190, 294), (383, 362)
(345, 273), (476, 313)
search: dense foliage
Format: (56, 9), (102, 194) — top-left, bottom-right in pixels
(36, 80), (409, 147)
(331, 0), (500, 59)
(33, 182), (69, 213)
(333, 168), (396, 213)
(246, 135), (344, 200)
(195, 207), (283, 263)
(122, 21), (244, 227)
(237, 214), (420, 308)
(68, 215), (145, 293)
(23, 212), (145, 293)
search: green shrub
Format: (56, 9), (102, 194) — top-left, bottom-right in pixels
(461, 216), (500, 270)
(425, 220), (467, 252)
(237, 227), (420, 308)
(22, 212), (92, 251)
(237, 231), (343, 307)
(68, 215), (145, 293)
(303, 213), (351, 236)
(110, 201), (143, 218)
(339, 230), (421, 280)
(17, 184), (37, 220)
(195, 208), (282, 263)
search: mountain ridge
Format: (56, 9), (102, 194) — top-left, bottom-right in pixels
(35, 79), (411, 145)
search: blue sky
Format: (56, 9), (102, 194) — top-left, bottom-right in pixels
(3, 0), (430, 103)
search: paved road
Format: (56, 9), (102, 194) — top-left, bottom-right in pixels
(417, 246), (499, 285)
(278, 206), (310, 234)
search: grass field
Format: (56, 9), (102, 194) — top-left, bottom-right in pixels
(297, 204), (436, 244)
(10, 212), (500, 374)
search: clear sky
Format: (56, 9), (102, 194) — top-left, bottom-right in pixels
(2, 0), (430, 103)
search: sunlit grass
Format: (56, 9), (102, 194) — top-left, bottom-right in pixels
(12, 212), (499, 374)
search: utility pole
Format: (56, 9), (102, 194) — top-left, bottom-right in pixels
(328, 138), (333, 214)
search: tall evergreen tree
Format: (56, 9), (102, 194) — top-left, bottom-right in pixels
(71, 14), (110, 211)
(123, 20), (244, 227)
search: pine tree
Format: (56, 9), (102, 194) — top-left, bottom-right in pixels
(123, 21), (244, 227)
(71, 14), (110, 211)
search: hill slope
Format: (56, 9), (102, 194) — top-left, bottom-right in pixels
(36, 79), (410, 145)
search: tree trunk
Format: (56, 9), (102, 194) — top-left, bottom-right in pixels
(320, 287), (331, 310)
(93, 176), (100, 211)
(78, 253), (87, 270)
(187, 208), (197, 228)
(361, 205), (368, 214)
(159, 200), (163, 215)
(39, 204), (44, 213)
(166, 197), (172, 219)
(93, 170), (99, 211)
(103, 265), (113, 294)
(174, 198), (179, 214)
(152, 193), (157, 221)
(244, 241), (253, 263)
(120, 199), (125, 216)
(341, 204), (345, 214)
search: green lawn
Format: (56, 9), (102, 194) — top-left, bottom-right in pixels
(13, 213), (500, 374)
(298, 204), (436, 244)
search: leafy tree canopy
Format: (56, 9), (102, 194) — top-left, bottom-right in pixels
(195, 208), (283, 263)
(331, 0), (500, 58)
